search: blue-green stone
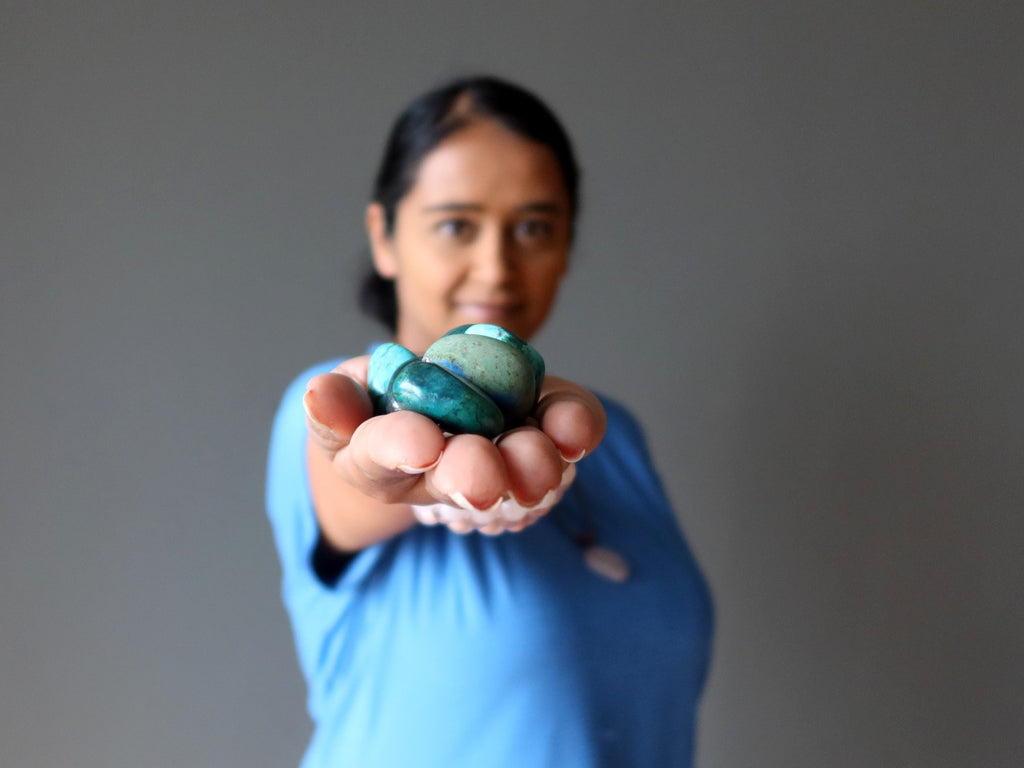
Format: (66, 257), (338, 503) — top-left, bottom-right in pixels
(459, 323), (545, 395)
(367, 342), (418, 414)
(423, 333), (537, 428)
(387, 360), (505, 438)
(366, 326), (545, 436)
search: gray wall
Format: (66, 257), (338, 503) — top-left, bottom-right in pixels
(3, 2), (1021, 766)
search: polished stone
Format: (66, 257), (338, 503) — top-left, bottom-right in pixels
(367, 342), (418, 411)
(366, 324), (545, 437)
(452, 323), (546, 395)
(387, 360), (505, 438)
(423, 333), (537, 427)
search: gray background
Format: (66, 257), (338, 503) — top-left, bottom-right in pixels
(3, 2), (1022, 766)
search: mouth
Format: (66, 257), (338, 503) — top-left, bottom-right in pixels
(454, 301), (524, 323)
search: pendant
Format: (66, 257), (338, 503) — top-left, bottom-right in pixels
(583, 545), (630, 583)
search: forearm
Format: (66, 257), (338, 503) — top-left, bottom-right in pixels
(307, 436), (418, 552)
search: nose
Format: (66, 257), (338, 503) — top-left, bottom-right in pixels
(470, 226), (516, 284)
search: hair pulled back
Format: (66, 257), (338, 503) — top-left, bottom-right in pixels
(359, 75), (581, 333)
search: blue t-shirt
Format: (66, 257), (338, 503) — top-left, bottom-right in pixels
(266, 360), (714, 767)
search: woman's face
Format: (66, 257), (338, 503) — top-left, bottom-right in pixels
(368, 118), (572, 353)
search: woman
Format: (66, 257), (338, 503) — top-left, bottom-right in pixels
(267, 76), (713, 767)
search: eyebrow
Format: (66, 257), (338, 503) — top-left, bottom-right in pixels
(421, 203), (483, 213)
(421, 201), (565, 214)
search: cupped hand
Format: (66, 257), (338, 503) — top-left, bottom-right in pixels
(303, 355), (606, 536)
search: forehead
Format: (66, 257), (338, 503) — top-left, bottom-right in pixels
(407, 119), (569, 207)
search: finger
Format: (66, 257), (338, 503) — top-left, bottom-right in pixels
(534, 376), (607, 463)
(478, 519), (507, 536)
(303, 371), (374, 451)
(426, 433), (508, 512)
(504, 518), (532, 533)
(494, 427), (564, 507)
(502, 507), (552, 534)
(447, 518), (476, 534)
(332, 355), (371, 387)
(337, 410), (446, 504)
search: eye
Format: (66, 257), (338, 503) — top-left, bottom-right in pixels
(514, 219), (554, 242)
(435, 218), (476, 241)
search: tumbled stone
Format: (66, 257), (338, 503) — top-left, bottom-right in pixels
(424, 333), (536, 428)
(365, 324), (545, 437)
(451, 324), (545, 395)
(367, 342), (418, 412)
(387, 360), (505, 438)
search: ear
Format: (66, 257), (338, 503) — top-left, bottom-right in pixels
(366, 203), (398, 278)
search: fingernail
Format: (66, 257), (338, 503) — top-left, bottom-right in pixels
(449, 491), (503, 516)
(302, 395), (336, 438)
(396, 454), (442, 475)
(561, 447), (587, 463)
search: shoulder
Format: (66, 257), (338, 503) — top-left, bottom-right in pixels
(579, 392), (673, 510)
(597, 393), (644, 436)
(592, 392), (652, 462)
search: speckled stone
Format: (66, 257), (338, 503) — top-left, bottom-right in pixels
(450, 324), (546, 395)
(424, 333), (537, 428)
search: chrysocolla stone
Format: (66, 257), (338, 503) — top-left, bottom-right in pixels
(423, 333), (536, 428)
(387, 360), (505, 438)
(446, 324), (545, 396)
(365, 324), (545, 437)
(367, 343), (418, 412)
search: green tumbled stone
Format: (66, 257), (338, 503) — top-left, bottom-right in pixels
(387, 360), (505, 438)
(458, 323), (545, 395)
(367, 342), (418, 414)
(423, 333), (537, 428)
(365, 325), (545, 436)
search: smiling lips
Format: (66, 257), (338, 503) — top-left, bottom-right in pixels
(455, 301), (523, 323)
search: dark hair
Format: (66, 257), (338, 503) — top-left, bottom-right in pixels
(358, 75), (581, 333)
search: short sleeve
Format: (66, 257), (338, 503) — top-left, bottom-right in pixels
(264, 360), (389, 697)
